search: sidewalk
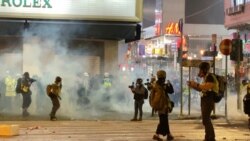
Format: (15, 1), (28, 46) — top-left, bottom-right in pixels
(0, 118), (249, 141)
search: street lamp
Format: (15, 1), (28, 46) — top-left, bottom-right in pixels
(122, 66), (126, 72)
(187, 56), (192, 60)
(200, 49), (205, 56)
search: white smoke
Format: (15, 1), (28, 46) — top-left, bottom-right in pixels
(0, 23), (247, 121)
(0, 23), (152, 120)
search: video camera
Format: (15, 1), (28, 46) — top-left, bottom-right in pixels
(144, 79), (150, 86)
(144, 78), (154, 90)
(242, 79), (250, 86)
(29, 78), (36, 84)
(128, 82), (134, 89)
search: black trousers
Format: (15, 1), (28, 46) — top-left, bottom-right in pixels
(133, 99), (144, 119)
(21, 93), (31, 109)
(201, 94), (215, 140)
(49, 94), (60, 118)
(156, 113), (170, 136)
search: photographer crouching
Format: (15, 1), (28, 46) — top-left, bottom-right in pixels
(129, 78), (148, 121)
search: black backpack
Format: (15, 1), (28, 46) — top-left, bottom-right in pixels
(243, 93), (250, 114)
(212, 74), (227, 103)
(15, 78), (22, 94)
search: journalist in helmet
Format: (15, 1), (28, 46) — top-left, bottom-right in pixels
(16, 72), (36, 117)
(151, 70), (174, 141)
(187, 62), (218, 141)
(129, 78), (148, 121)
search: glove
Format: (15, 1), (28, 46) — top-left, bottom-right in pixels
(187, 80), (198, 88)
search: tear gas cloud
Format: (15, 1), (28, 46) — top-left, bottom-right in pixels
(0, 23), (247, 120)
(0, 24), (152, 120)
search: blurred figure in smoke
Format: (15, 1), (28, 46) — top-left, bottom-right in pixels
(0, 75), (6, 112)
(0, 76), (3, 112)
(3, 70), (17, 112)
(129, 78), (148, 121)
(47, 76), (62, 121)
(89, 74), (101, 96)
(18, 72), (36, 117)
(102, 72), (112, 102)
(32, 75), (46, 113)
(171, 77), (180, 107)
(77, 72), (90, 106)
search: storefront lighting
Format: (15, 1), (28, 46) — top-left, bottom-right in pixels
(193, 54), (197, 58)
(216, 54), (223, 60)
(200, 49), (205, 56)
(187, 56), (193, 60)
(122, 66), (126, 71)
(164, 39), (172, 44)
(130, 67), (134, 72)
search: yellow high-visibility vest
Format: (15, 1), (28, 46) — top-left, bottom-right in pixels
(5, 76), (17, 96)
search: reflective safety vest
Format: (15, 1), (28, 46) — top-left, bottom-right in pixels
(5, 75), (17, 96)
(103, 78), (112, 88)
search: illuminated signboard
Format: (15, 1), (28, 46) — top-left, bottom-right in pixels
(165, 22), (181, 35)
(244, 41), (250, 53)
(0, 0), (142, 22)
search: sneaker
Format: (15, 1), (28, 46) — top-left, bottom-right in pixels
(167, 134), (174, 141)
(130, 118), (137, 121)
(153, 134), (163, 141)
(50, 117), (57, 121)
(22, 111), (30, 117)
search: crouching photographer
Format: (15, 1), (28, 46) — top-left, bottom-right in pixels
(129, 78), (148, 121)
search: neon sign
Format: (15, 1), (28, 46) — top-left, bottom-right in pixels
(165, 22), (181, 35)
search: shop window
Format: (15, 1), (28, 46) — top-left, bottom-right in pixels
(231, 0), (250, 6)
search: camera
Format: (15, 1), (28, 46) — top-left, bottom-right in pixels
(128, 82), (134, 89)
(242, 79), (250, 86)
(29, 78), (36, 83)
(144, 79), (150, 86)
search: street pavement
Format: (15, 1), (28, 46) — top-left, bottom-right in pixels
(0, 115), (249, 141)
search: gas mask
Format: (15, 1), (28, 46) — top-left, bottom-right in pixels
(57, 82), (61, 86)
(136, 79), (143, 87)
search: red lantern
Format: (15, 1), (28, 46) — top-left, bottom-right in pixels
(219, 39), (232, 56)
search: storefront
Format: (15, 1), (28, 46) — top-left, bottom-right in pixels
(224, 0), (250, 78)
(0, 0), (143, 76)
(0, 0), (144, 117)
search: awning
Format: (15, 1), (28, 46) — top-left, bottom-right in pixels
(0, 20), (139, 40)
